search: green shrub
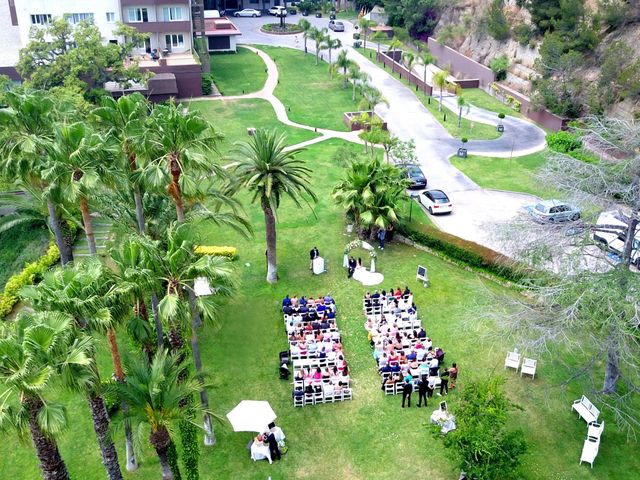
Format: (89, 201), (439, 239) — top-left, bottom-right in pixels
(396, 224), (529, 283)
(201, 75), (212, 95)
(490, 55), (510, 81)
(485, 0), (510, 41)
(194, 245), (238, 259)
(546, 131), (582, 153)
(0, 242), (60, 319)
(179, 420), (200, 480)
(513, 23), (534, 46)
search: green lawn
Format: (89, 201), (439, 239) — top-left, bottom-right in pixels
(450, 150), (553, 197)
(335, 9), (358, 20)
(460, 88), (524, 118)
(210, 46), (268, 96)
(4, 140), (638, 480)
(0, 222), (50, 287)
(257, 45), (354, 131)
(189, 98), (320, 153)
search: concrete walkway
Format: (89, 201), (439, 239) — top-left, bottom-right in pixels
(204, 17), (549, 254)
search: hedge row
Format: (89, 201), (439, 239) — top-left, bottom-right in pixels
(194, 245), (238, 260)
(396, 224), (529, 283)
(0, 242), (60, 319)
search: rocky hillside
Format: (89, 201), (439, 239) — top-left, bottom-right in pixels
(429, 0), (640, 119)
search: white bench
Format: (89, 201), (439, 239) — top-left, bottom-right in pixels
(572, 395), (600, 424)
(580, 435), (600, 468)
(504, 351), (521, 371)
(520, 358), (537, 379)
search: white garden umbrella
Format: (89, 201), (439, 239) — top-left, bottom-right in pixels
(226, 400), (277, 433)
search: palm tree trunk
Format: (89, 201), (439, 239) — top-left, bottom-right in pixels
(87, 393), (123, 480)
(47, 199), (73, 265)
(261, 199), (278, 283)
(439, 87), (443, 112)
(150, 429), (174, 480)
(24, 396), (70, 480)
(79, 195), (97, 255)
(423, 71), (427, 94)
(603, 343), (621, 394)
(133, 186), (145, 234)
(352, 82), (357, 102)
(169, 159), (186, 222)
(315, 47), (319, 65)
(458, 107), (463, 128)
(151, 293), (164, 350)
(187, 288), (215, 446)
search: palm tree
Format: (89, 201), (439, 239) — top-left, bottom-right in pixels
(112, 350), (205, 480)
(0, 311), (86, 480)
(0, 91), (73, 264)
(371, 30), (388, 55)
(357, 18), (375, 50)
(298, 19), (312, 54)
(457, 92), (470, 128)
(347, 65), (371, 102)
(309, 27), (328, 66)
(0, 187), (50, 234)
(389, 38), (403, 74)
(417, 46), (435, 94)
(22, 260), (131, 480)
(433, 69), (451, 112)
(137, 225), (235, 445)
(227, 130), (317, 283)
(42, 122), (116, 255)
(358, 84), (388, 111)
(323, 38), (342, 78)
(403, 51), (415, 74)
(142, 99), (224, 223)
(94, 92), (149, 235)
(335, 49), (355, 88)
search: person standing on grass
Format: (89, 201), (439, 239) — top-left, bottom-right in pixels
(401, 374), (413, 408)
(449, 363), (459, 389)
(266, 430), (281, 461)
(309, 246), (319, 270)
(417, 375), (429, 407)
(377, 228), (386, 250)
(439, 369), (450, 396)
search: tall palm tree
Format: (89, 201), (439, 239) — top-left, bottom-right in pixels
(322, 38), (342, 78)
(227, 130), (317, 283)
(142, 100), (224, 223)
(359, 84), (388, 111)
(298, 19), (312, 54)
(357, 18), (375, 50)
(433, 69), (451, 112)
(94, 92), (149, 235)
(347, 65), (371, 102)
(403, 51), (415, 73)
(389, 38), (403, 74)
(0, 311), (94, 480)
(457, 91), (470, 128)
(335, 49), (354, 88)
(42, 122), (117, 255)
(111, 350), (206, 480)
(0, 91), (73, 264)
(0, 186), (50, 234)
(417, 46), (435, 94)
(137, 225), (235, 445)
(309, 27), (328, 66)
(22, 260), (130, 480)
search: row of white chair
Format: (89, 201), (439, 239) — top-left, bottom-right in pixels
(293, 388), (353, 407)
(504, 351), (537, 379)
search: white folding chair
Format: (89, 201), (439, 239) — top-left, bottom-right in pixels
(520, 358), (537, 379)
(342, 388), (353, 400)
(384, 382), (395, 395)
(587, 421), (604, 441)
(293, 395), (304, 407)
(504, 351), (521, 371)
(580, 436), (600, 468)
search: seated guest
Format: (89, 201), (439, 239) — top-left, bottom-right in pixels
(312, 367), (322, 382)
(326, 349), (337, 361)
(299, 296), (307, 306)
(326, 309), (336, 320)
(408, 303), (417, 315)
(283, 304), (293, 315)
(299, 304), (309, 314)
(318, 347), (327, 359)
(419, 361), (430, 376)
(322, 368), (331, 380)
(424, 337), (433, 349)
(324, 293), (334, 304)
(407, 350), (417, 361)
(379, 363), (392, 374)
(282, 295), (291, 308)
(307, 341), (318, 355)
(291, 295), (298, 307)
(395, 287), (402, 299)
(316, 303), (326, 314)
(390, 362), (401, 373)
(311, 320), (321, 330)
(417, 328), (427, 339)
(403, 285), (411, 296)
(307, 297), (316, 307)
(308, 309), (318, 321)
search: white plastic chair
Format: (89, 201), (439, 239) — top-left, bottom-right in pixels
(504, 351), (521, 371)
(580, 436), (600, 468)
(587, 421), (604, 440)
(520, 358), (537, 379)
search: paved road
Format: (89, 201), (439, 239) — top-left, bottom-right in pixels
(228, 16), (546, 254)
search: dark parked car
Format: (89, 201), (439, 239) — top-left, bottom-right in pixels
(398, 164), (427, 189)
(328, 20), (345, 31)
(315, 11), (322, 17)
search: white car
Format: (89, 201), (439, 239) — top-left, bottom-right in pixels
(269, 6), (287, 16)
(419, 189), (453, 215)
(592, 210), (640, 267)
(234, 8), (261, 17)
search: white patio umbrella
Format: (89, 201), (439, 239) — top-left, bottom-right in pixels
(226, 400), (277, 433)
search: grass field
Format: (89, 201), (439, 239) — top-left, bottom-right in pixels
(259, 45), (354, 131)
(189, 98), (320, 153)
(451, 150), (554, 198)
(211, 46), (268, 96)
(0, 222), (50, 287)
(460, 88), (524, 119)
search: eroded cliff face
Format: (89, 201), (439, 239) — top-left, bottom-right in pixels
(431, 0), (640, 117)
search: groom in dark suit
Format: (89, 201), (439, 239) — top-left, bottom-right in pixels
(309, 246), (319, 270)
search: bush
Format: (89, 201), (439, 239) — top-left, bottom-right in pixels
(546, 131), (582, 153)
(396, 224), (529, 283)
(490, 54), (510, 81)
(0, 242), (60, 319)
(498, 112), (505, 119)
(485, 0), (511, 41)
(513, 23), (534, 46)
(194, 245), (238, 260)
(513, 100), (522, 112)
(201, 75), (213, 95)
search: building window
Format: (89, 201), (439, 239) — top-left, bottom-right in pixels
(165, 34), (184, 48)
(30, 14), (52, 25)
(127, 7), (148, 23)
(162, 7), (183, 21)
(106, 12), (115, 22)
(67, 13), (94, 25)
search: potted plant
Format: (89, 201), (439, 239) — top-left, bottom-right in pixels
(497, 113), (505, 132)
(457, 137), (468, 158)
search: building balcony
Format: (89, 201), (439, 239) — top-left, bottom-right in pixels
(125, 20), (192, 34)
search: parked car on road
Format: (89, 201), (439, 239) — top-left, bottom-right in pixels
(523, 200), (581, 223)
(397, 164), (427, 189)
(419, 189), (453, 215)
(269, 6), (288, 16)
(593, 210), (640, 267)
(234, 8), (261, 17)
(328, 20), (345, 31)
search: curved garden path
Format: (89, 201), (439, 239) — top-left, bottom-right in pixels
(199, 19), (550, 254)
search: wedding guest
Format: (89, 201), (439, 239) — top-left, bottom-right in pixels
(401, 375), (413, 408)
(417, 376), (429, 407)
(449, 363), (459, 389)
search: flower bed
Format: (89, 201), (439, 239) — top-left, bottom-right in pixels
(260, 23), (303, 35)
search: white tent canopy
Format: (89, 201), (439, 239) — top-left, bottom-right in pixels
(226, 400), (277, 433)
